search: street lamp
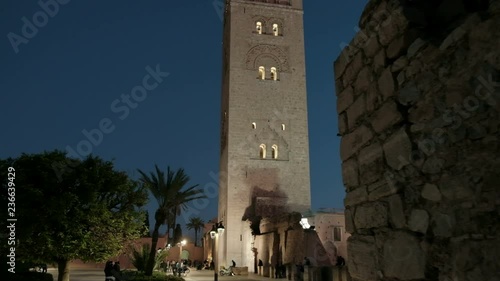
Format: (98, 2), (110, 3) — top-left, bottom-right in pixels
(177, 240), (186, 262)
(210, 221), (225, 281)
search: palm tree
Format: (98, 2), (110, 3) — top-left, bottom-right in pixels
(137, 165), (206, 276)
(186, 217), (205, 247)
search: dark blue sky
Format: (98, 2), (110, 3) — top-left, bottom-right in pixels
(1, 0), (368, 238)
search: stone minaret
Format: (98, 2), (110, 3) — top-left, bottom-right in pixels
(218, 0), (311, 269)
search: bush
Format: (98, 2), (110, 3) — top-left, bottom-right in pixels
(10, 272), (53, 281)
(120, 271), (184, 281)
(129, 243), (169, 272)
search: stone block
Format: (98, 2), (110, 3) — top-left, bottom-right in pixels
(373, 48), (386, 72)
(344, 187), (368, 207)
(370, 100), (403, 133)
(337, 86), (354, 113)
(354, 67), (373, 95)
(405, 59), (424, 78)
(338, 112), (347, 135)
(391, 56), (408, 72)
(368, 180), (399, 201)
(232, 267), (248, 275)
(386, 36), (406, 60)
(422, 156), (444, 174)
(408, 102), (435, 123)
(385, 194), (406, 228)
(354, 202), (388, 229)
(383, 129), (412, 170)
(397, 71), (406, 85)
(365, 84), (380, 113)
(398, 81), (421, 105)
(334, 50), (349, 80)
(340, 125), (374, 161)
(431, 212), (455, 237)
(439, 25), (467, 50)
(382, 232), (425, 280)
(347, 95), (366, 129)
(421, 183), (442, 201)
(345, 208), (355, 234)
(358, 142), (384, 185)
(407, 38), (427, 58)
(378, 67), (395, 99)
(347, 235), (377, 280)
(342, 51), (364, 86)
(408, 209), (429, 234)
(438, 174), (474, 200)
(363, 36), (380, 57)
(342, 157), (359, 188)
(378, 18), (399, 46)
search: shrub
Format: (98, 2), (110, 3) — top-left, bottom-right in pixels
(129, 243), (169, 272)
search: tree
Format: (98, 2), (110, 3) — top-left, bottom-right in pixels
(186, 217), (205, 247)
(0, 151), (147, 281)
(142, 211), (151, 237)
(173, 224), (183, 245)
(137, 165), (206, 276)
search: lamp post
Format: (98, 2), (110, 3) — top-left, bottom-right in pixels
(179, 240), (186, 261)
(210, 221), (225, 281)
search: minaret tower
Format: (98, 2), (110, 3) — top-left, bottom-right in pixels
(218, 0), (310, 269)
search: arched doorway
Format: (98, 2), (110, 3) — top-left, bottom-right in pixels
(181, 249), (190, 260)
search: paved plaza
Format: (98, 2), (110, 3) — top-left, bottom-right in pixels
(46, 267), (280, 281)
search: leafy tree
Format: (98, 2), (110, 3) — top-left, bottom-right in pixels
(137, 165), (206, 276)
(0, 151), (147, 281)
(186, 217), (205, 247)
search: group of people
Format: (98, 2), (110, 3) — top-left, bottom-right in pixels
(104, 261), (121, 281)
(200, 259), (215, 270)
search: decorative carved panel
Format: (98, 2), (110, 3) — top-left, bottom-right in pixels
(245, 44), (290, 73)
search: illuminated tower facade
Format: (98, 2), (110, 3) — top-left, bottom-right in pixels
(218, 0), (310, 268)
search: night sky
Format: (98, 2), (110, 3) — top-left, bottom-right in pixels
(1, 0), (368, 238)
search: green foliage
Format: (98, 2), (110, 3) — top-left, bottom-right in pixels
(130, 243), (169, 272)
(137, 165), (206, 275)
(186, 217), (204, 246)
(9, 272), (54, 281)
(0, 151), (148, 267)
(173, 224), (182, 245)
(121, 270), (184, 281)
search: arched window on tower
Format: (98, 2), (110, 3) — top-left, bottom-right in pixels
(272, 144), (278, 159)
(256, 21), (263, 34)
(259, 144), (266, 159)
(273, 23), (279, 36)
(270, 67), (278, 81)
(259, 66), (265, 80)
(252, 122), (257, 129)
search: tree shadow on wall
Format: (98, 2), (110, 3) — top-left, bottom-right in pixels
(242, 185), (289, 235)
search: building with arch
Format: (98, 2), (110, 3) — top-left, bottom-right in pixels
(218, 0), (312, 271)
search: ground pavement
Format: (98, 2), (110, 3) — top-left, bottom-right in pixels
(46, 267), (281, 281)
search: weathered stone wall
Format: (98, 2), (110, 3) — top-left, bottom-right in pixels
(334, 0), (500, 280)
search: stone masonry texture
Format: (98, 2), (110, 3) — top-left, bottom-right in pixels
(334, 0), (500, 280)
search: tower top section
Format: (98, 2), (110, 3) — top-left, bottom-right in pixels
(229, 0), (303, 10)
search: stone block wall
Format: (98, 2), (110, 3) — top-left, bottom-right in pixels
(334, 0), (500, 280)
